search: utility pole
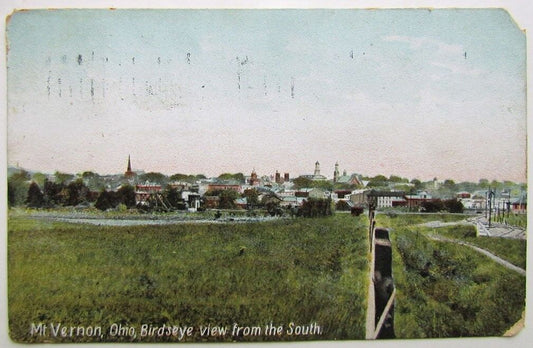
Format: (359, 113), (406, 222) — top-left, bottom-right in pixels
(488, 188), (495, 228)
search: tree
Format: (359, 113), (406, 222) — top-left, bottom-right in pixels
(478, 179), (489, 189)
(117, 184), (136, 208)
(81, 171), (98, 179)
(170, 173), (193, 182)
(26, 182), (44, 208)
(164, 186), (183, 208)
(43, 179), (65, 206)
(7, 170), (30, 207)
(54, 171), (74, 184)
(411, 178), (423, 190)
(443, 179), (456, 190)
(95, 190), (118, 211)
(138, 172), (168, 185)
(292, 176), (312, 190)
(372, 174), (388, 181)
(351, 206), (364, 216)
(367, 175), (388, 188)
(218, 173), (245, 182)
(456, 181), (477, 193)
(420, 199), (444, 213)
(243, 188), (259, 208)
(7, 181), (15, 208)
(335, 200), (351, 211)
(490, 180), (503, 191)
(299, 198), (333, 218)
(389, 175), (408, 183)
(444, 198), (464, 213)
(31, 172), (47, 187)
(311, 180), (334, 191)
(218, 189), (239, 209)
(65, 179), (89, 206)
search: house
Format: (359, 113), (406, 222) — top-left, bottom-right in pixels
(335, 173), (363, 187)
(405, 191), (432, 210)
(280, 196), (306, 208)
(235, 197), (248, 209)
(334, 190), (352, 199)
(135, 182), (162, 204)
(207, 181), (242, 194)
(510, 193), (527, 213)
(367, 190), (406, 208)
(168, 181), (193, 191)
(295, 188), (327, 199)
(350, 189), (370, 206)
(456, 191), (471, 199)
(182, 191), (201, 211)
(511, 197), (527, 213)
(204, 196), (220, 209)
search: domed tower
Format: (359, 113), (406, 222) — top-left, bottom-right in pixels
(314, 161), (321, 177)
(334, 162), (340, 183)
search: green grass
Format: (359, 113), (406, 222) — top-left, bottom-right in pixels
(375, 214), (526, 338)
(491, 213), (527, 228)
(378, 212), (468, 227)
(8, 213), (369, 343)
(9, 211), (527, 341)
(432, 225), (527, 269)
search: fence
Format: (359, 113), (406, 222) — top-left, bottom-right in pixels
(365, 208), (396, 339)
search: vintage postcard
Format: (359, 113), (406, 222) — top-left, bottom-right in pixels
(3, 4), (529, 347)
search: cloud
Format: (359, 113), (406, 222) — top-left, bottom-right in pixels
(430, 61), (483, 77)
(382, 35), (464, 56)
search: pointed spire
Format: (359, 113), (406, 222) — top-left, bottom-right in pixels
(125, 155), (134, 179)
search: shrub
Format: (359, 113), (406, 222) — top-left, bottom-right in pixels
(299, 198), (333, 218)
(351, 206), (364, 216)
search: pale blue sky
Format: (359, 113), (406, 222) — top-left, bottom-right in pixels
(7, 9), (526, 182)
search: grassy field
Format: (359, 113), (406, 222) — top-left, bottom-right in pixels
(491, 213), (527, 228)
(8, 211), (527, 342)
(433, 224), (527, 269)
(8, 213), (369, 343)
(376, 214), (526, 338)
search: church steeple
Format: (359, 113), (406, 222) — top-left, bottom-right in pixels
(125, 155), (134, 178)
(334, 162), (340, 183)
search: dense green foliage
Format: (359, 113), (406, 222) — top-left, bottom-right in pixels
(8, 214), (369, 343)
(26, 182), (45, 207)
(169, 173), (206, 183)
(217, 173), (245, 182)
(8, 170), (30, 207)
(292, 177), (335, 191)
(138, 172), (169, 185)
(420, 199), (464, 213)
(206, 189), (240, 209)
(375, 214), (525, 338)
(491, 213), (527, 228)
(298, 198), (333, 217)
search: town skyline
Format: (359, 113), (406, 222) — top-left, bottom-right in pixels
(8, 156), (527, 185)
(7, 9), (527, 183)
